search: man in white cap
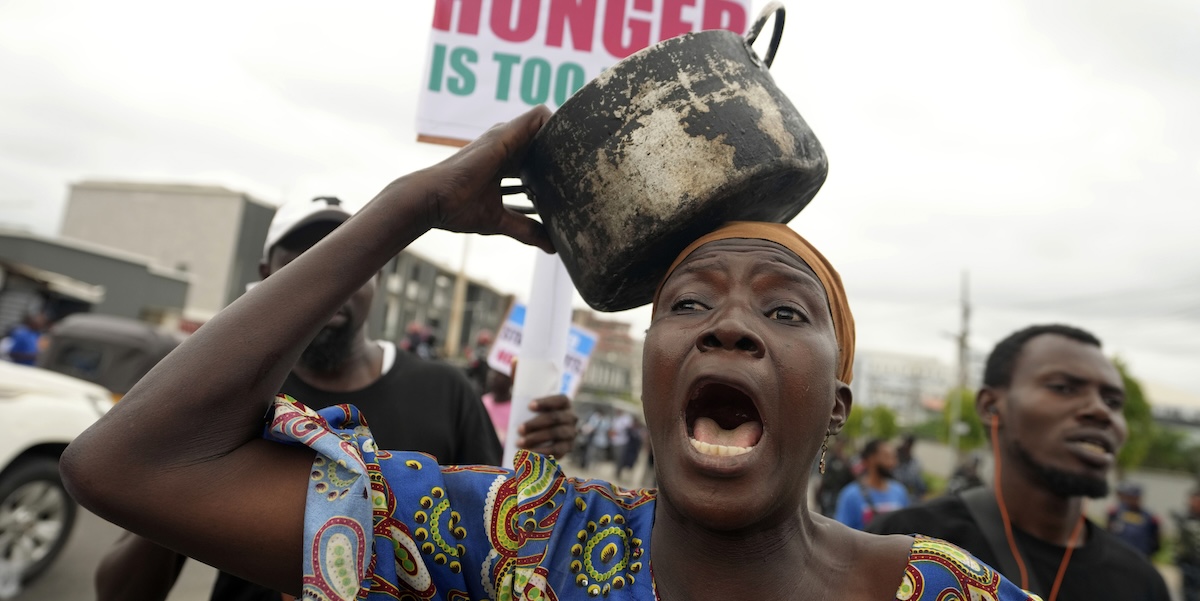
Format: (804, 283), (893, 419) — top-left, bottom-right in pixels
(97, 196), (579, 601)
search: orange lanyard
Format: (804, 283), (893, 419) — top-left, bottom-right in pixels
(1044, 513), (1086, 601)
(991, 418), (1085, 601)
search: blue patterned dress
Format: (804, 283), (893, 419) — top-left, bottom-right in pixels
(265, 397), (1039, 601)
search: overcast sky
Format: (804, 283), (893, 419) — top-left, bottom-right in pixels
(1, 0), (1197, 397)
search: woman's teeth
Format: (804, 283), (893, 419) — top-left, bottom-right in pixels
(689, 438), (753, 457)
(1075, 441), (1110, 455)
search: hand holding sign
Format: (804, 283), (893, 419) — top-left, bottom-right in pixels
(517, 393), (578, 458)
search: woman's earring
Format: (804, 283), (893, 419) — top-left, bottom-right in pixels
(819, 434), (830, 475)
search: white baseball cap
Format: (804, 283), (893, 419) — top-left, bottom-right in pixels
(263, 196), (353, 260)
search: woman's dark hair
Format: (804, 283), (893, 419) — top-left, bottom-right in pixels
(982, 324), (1101, 388)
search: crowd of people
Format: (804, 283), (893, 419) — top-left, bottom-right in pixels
(55, 108), (1015, 600)
(17, 103), (1189, 601)
(572, 408), (646, 482)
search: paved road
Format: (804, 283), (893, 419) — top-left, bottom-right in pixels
(14, 508), (216, 601)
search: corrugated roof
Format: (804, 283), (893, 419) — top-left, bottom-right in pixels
(0, 227), (190, 282)
(1, 261), (106, 304)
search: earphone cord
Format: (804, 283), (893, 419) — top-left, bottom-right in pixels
(990, 417), (1084, 601)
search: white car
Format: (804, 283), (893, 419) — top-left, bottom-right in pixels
(0, 360), (112, 585)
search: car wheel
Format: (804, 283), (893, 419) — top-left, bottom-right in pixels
(0, 456), (77, 584)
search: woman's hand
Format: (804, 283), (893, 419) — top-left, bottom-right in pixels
(412, 105), (555, 253)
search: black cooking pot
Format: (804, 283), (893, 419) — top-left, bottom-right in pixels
(518, 3), (827, 312)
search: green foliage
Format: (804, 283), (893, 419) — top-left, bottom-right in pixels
(1113, 357), (1153, 474)
(869, 405), (900, 440)
(1153, 534), (1174, 566)
(941, 387), (986, 452)
(1109, 357), (1199, 475)
(910, 417), (943, 441)
(1142, 426), (1198, 472)
(844, 404), (865, 440)
(923, 472), (947, 498)
(843, 404), (900, 441)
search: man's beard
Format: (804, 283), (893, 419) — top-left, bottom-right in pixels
(300, 321), (356, 373)
(876, 466), (894, 480)
(1013, 440), (1109, 498)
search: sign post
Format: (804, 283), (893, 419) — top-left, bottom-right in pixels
(499, 252), (595, 466)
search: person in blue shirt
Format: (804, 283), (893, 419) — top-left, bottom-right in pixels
(6, 313), (46, 366)
(1108, 481), (1161, 557)
(836, 438), (910, 529)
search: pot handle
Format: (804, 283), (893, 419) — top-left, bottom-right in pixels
(500, 184), (538, 214)
(744, 2), (785, 69)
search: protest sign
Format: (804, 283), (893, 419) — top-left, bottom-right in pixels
(488, 300), (597, 398)
(417, 0), (754, 145)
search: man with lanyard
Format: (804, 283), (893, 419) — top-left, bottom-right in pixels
(869, 324), (1170, 601)
(95, 196), (579, 601)
(834, 438), (908, 530)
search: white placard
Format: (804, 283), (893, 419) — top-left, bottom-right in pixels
(417, 0), (753, 145)
(487, 302), (597, 397)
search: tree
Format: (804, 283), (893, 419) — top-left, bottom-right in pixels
(1113, 357), (1154, 474)
(869, 405), (900, 440)
(941, 388), (986, 452)
(843, 404), (900, 441)
(844, 404), (865, 440)
(1143, 425), (1191, 472)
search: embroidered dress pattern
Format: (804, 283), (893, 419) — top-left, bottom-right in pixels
(265, 397), (1038, 601)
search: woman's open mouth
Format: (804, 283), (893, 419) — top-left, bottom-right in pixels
(685, 381), (763, 457)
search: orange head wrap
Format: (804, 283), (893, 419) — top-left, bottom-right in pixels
(652, 222), (856, 384)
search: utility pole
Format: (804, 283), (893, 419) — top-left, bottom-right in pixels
(948, 271), (970, 458)
(445, 236), (471, 359)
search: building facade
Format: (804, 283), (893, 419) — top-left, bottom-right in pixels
(375, 250), (513, 360)
(58, 181), (520, 354)
(572, 309), (638, 403)
(60, 181), (274, 322)
(850, 350), (954, 425)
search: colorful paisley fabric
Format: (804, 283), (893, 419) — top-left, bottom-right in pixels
(265, 397), (1039, 601)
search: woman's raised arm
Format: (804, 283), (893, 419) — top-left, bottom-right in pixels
(60, 106), (553, 595)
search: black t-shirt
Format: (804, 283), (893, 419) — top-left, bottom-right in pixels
(210, 349), (502, 601)
(867, 494), (1171, 601)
